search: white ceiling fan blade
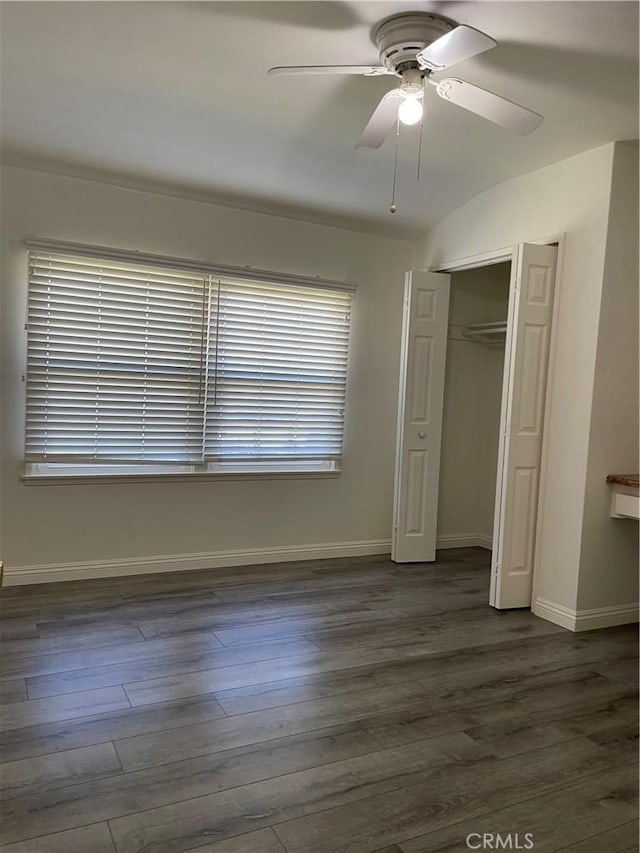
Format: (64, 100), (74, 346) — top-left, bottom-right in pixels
(417, 25), (496, 71)
(434, 78), (543, 135)
(356, 89), (402, 149)
(268, 65), (392, 77)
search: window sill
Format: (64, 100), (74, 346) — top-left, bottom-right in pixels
(22, 463), (341, 486)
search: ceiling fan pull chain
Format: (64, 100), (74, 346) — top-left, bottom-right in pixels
(390, 115), (400, 214)
(416, 78), (426, 183)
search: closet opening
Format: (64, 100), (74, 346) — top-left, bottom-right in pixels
(437, 262), (511, 596)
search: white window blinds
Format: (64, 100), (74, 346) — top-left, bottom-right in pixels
(25, 247), (353, 470)
(205, 279), (350, 461)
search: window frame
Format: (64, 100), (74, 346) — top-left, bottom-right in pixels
(22, 239), (356, 484)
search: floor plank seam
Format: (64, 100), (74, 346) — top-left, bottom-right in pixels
(270, 823), (291, 853)
(106, 818), (119, 852)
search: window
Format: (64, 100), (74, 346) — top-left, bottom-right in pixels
(24, 243), (353, 479)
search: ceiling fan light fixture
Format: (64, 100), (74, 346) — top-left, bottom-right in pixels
(398, 94), (423, 126)
(267, 11), (543, 148)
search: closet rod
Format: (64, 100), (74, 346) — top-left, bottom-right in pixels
(448, 321), (507, 344)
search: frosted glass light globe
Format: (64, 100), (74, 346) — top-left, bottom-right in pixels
(398, 96), (423, 126)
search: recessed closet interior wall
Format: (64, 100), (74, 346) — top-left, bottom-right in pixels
(437, 262), (511, 548)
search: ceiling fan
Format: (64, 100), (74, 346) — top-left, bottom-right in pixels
(268, 12), (543, 148)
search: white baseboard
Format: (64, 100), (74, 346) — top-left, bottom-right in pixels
(574, 602), (640, 631)
(3, 538), (392, 586)
(532, 597), (577, 630)
(437, 533), (493, 551)
(533, 596), (639, 632)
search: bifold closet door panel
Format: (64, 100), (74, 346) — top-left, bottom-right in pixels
(392, 270), (450, 563)
(491, 243), (558, 609)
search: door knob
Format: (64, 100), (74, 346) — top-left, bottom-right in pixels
(418, 430), (426, 438)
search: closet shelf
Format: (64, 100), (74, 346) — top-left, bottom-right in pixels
(462, 321), (507, 342)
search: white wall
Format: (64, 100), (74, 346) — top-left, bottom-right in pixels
(414, 144), (617, 614)
(578, 141), (639, 611)
(438, 265), (509, 545)
(0, 166), (412, 576)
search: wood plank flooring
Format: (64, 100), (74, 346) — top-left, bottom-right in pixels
(0, 548), (637, 853)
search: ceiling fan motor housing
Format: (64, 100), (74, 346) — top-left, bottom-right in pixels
(374, 13), (454, 74)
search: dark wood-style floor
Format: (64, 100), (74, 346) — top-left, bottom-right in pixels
(0, 548), (637, 853)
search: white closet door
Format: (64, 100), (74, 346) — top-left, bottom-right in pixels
(392, 270), (450, 562)
(491, 243), (558, 608)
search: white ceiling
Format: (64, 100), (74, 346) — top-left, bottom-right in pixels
(1, 1), (638, 238)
